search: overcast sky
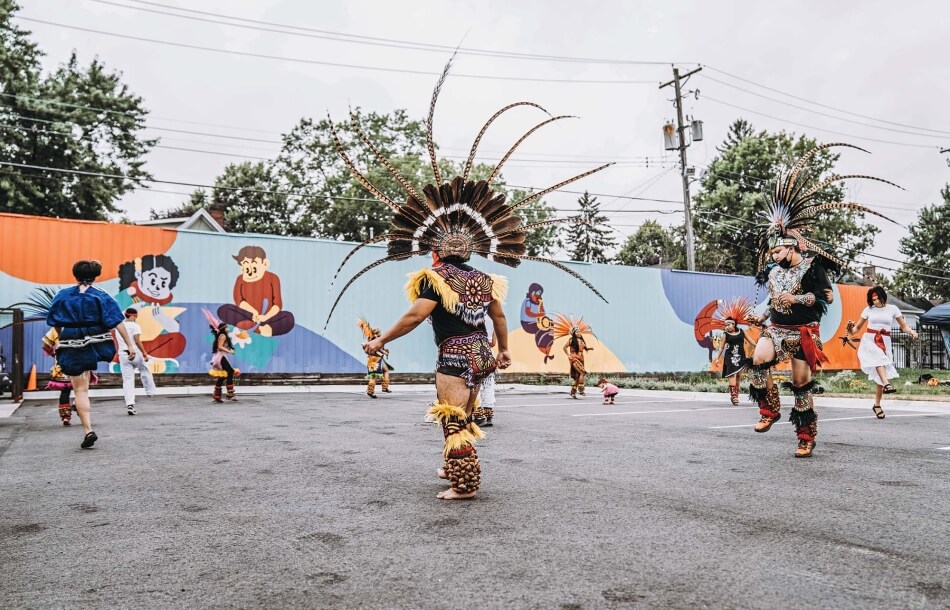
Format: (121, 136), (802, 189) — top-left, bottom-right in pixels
(16, 0), (950, 273)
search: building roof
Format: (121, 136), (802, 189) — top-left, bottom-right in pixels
(134, 208), (226, 233)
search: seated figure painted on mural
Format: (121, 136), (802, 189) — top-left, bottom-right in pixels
(217, 245), (295, 337)
(520, 283), (556, 364)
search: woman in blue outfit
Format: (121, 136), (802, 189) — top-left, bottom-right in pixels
(46, 260), (137, 448)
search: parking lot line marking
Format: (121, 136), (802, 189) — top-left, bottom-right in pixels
(574, 406), (744, 417)
(710, 412), (950, 429)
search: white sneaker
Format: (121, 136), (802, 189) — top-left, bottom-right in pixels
(127, 405), (137, 416)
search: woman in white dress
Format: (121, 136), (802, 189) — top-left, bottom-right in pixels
(847, 287), (918, 418)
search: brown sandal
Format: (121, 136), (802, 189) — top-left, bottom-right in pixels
(872, 404), (885, 419)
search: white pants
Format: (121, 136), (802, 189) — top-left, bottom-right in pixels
(120, 353), (156, 406)
(479, 372), (496, 407)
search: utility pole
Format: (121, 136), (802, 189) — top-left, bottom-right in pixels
(660, 66), (702, 271)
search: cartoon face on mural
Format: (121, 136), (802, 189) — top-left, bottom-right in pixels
(115, 254), (186, 373)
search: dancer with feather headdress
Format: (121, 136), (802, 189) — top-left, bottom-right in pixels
(327, 57), (610, 499)
(712, 298), (756, 405)
(746, 143), (900, 458)
(554, 315), (595, 399)
(358, 317), (392, 398)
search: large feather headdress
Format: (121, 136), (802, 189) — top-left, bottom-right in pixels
(711, 297), (754, 328)
(325, 57), (612, 325)
(551, 314), (594, 340)
(756, 143), (901, 274)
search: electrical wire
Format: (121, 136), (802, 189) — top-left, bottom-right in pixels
(698, 74), (948, 140)
(701, 95), (941, 150)
(15, 16), (660, 85)
(111, 0), (687, 66)
(703, 65), (950, 136)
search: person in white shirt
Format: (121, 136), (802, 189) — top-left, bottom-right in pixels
(847, 286), (918, 419)
(116, 307), (156, 415)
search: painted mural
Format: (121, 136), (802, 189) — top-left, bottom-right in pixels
(0, 212), (869, 377)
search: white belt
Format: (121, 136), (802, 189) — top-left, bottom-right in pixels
(57, 332), (113, 348)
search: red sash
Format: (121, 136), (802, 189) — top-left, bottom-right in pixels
(772, 323), (828, 373)
(866, 328), (890, 353)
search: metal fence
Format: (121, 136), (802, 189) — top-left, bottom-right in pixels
(890, 324), (948, 370)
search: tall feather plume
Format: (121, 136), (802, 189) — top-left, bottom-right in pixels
(325, 252), (425, 328)
(494, 162), (614, 219)
(486, 115), (576, 185)
(798, 174), (905, 203)
(783, 143), (868, 200)
(426, 54), (456, 187)
(330, 231), (436, 286)
(347, 112), (428, 222)
(327, 114), (403, 214)
(462, 102), (550, 181)
(798, 201), (900, 226)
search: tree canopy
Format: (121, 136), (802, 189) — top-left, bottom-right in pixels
(0, 1), (155, 220)
(691, 119), (880, 276)
(890, 184), (950, 300)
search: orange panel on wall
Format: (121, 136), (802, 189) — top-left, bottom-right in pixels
(821, 284), (869, 370)
(0, 213), (177, 284)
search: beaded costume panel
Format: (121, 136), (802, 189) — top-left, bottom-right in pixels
(767, 258), (813, 316)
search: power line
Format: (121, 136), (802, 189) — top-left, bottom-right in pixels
(16, 16), (660, 85)
(110, 0), (685, 67)
(0, 160), (685, 209)
(703, 65), (950, 136)
(701, 95), (941, 150)
(699, 74), (948, 140)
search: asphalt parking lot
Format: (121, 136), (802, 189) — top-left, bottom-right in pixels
(2, 385), (949, 609)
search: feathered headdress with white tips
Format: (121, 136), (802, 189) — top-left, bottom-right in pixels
(756, 142), (902, 274)
(325, 57), (612, 326)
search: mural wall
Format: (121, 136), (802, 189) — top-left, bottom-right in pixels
(0, 213), (864, 377)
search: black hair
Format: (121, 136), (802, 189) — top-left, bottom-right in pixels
(72, 260), (102, 283)
(867, 286), (887, 306)
(440, 254), (469, 266)
(210, 323), (233, 353)
(118, 254), (181, 291)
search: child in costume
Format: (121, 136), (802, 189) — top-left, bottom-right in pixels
(598, 377), (619, 405)
(209, 322), (239, 402)
(358, 318), (392, 398)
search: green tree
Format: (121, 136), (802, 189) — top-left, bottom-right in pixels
(0, 2), (155, 219)
(268, 107), (558, 244)
(563, 191), (616, 263)
(616, 219), (680, 267)
(891, 184), (950, 300)
(214, 161), (289, 234)
(691, 119), (879, 276)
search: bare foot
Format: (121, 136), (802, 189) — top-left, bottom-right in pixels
(437, 488), (476, 500)
(437, 468), (449, 480)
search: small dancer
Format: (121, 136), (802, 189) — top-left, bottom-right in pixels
(358, 318), (392, 398)
(598, 377), (619, 405)
(42, 328), (74, 426)
(554, 315), (595, 399)
(712, 298), (756, 405)
(209, 322), (239, 402)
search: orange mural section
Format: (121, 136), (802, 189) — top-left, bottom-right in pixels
(0, 213), (177, 284)
(821, 284), (866, 370)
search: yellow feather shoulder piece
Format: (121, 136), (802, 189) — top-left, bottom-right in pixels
(488, 273), (508, 305)
(404, 267), (459, 311)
